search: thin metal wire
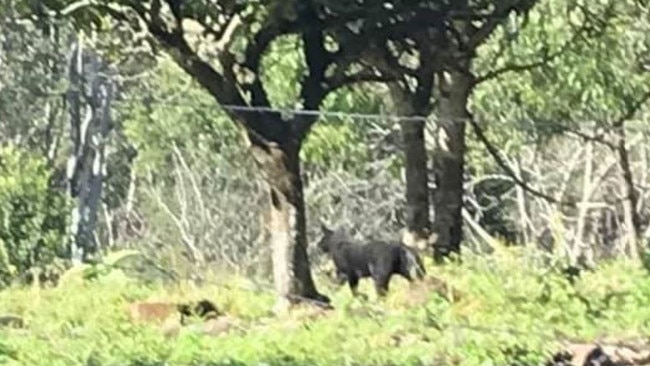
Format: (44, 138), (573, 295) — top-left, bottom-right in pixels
(115, 99), (432, 123)
(113, 98), (650, 126)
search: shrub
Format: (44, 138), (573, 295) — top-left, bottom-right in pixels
(0, 145), (70, 286)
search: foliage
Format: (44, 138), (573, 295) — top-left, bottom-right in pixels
(0, 15), (69, 154)
(58, 249), (144, 283)
(118, 57), (238, 164)
(461, 0), (650, 246)
(1, 249), (650, 365)
(118, 53), (388, 180)
(1, 1), (650, 364)
(260, 34), (389, 172)
(0, 146), (70, 286)
(472, 0), (650, 135)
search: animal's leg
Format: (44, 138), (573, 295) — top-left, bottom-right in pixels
(348, 274), (360, 295)
(335, 270), (348, 285)
(347, 274), (368, 300)
(399, 269), (414, 282)
(399, 247), (426, 281)
(372, 272), (392, 297)
(414, 255), (426, 279)
(398, 255), (414, 282)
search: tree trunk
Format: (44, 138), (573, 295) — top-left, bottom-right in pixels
(614, 123), (641, 257)
(390, 87), (431, 250)
(65, 35), (85, 264)
(401, 119), (431, 249)
(431, 69), (472, 262)
(250, 141), (329, 312)
(65, 36), (114, 264)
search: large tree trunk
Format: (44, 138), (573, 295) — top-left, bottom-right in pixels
(250, 141), (329, 312)
(65, 36), (114, 264)
(401, 118), (430, 249)
(390, 87), (431, 250)
(431, 69), (473, 262)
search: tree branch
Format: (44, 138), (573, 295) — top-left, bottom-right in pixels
(200, 14), (244, 53)
(162, 0), (181, 24)
(559, 126), (615, 150)
(326, 69), (395, 94)
(412, 36), (436, 113)
(234, 18), (300, 144)
(610, 88), (650, 237)
(467, 0), (538, 51)
(612, 88), (650, 128)
(474, 20), (591, 85)
(469, 116), (577, 208)
(125, 3), (283, 147)
(242, 23), (285, 107)
(293, 2), (330, 141)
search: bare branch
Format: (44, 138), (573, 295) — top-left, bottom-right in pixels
(560, 126), (615, 149)
(469, 117), (577, 207)
(60, 0), (92, 16)
(326, 69), (394, 94)
(148, 183), (202, 264)
(123, 3), (285, 146)
(214, 15), (243, 52)
(172, 144), (207, 222)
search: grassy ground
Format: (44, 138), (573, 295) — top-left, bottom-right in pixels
(1, 247), (650, 366)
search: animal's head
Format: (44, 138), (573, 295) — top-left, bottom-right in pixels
(316, 221), (351, 253)
(316, 221), (335, 253)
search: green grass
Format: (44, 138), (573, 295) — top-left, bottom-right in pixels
(1, 247), (650, 366)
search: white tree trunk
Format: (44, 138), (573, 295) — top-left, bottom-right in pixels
(65, 35), (114, 264)
(250, 142), (329, 313)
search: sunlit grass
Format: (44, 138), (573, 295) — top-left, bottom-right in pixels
(1, 246), (649, 365)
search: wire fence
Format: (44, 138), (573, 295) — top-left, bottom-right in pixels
(4, 72), (650, 280)
(87, 98), (650, 283)
(5, 79), (650, 357)
(113, 98), (650, 128)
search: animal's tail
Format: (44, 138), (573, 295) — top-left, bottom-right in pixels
(401, 246), (426, 279)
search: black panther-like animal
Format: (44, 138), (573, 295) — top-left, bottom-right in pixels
(316, 223), (426, 297)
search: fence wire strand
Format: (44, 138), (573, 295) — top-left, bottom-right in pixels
(113, 99), (650, 127)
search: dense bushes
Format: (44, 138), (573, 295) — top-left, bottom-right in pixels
(0, 146), (70, 286)
(1, 248), (650, 365)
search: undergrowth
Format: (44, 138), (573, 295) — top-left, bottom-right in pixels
(1, 247), (650, 366)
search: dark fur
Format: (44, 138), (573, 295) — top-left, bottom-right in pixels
(316, 224), (426, 297)
(177, 299), (222, 324)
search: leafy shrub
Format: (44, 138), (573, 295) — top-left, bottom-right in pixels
(302, 122), (367, 172)
(0, 145), (70, 286)
(2, 249), (650, 365)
